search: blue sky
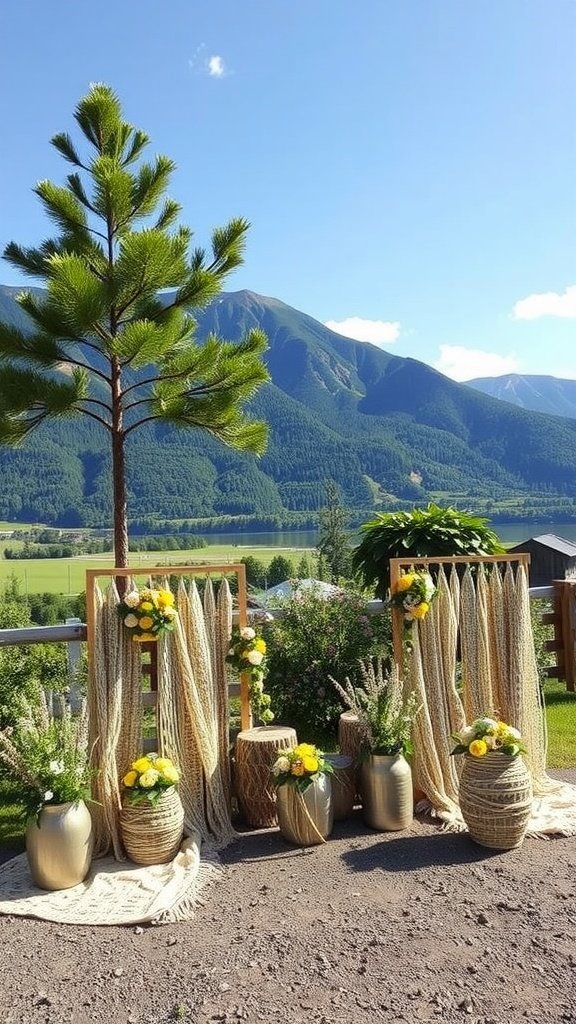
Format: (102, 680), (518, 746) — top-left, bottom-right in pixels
(1, 1), (575, 381)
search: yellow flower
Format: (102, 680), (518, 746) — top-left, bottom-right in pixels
(140, 601), (154, 612)
(133, 632), (156, 642)
(469, 739), (488, 757)
(254, 638), (266, 653)
(157, 590), (175, 607)
(122, 770), (138, 787)
(395, 574), (416, 592)
(139, 616), (154, 630)
(302, 754), (319, 773)
(411, 601), (429, 619)
(290, 761), (306, 777)
(161, 765), (179, 784)
(294, 742), (316, 757)
(132, 756), (153, 773)
(155, 757), (173, 772)
(496, 721), (508, 735)
(139, 768), (160, 788)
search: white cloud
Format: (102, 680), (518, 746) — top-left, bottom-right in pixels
(511, 284), (576, 320)
(324, 317), (401, 348)
(208, 55), (226, 77)
(434, 345), (519, 382)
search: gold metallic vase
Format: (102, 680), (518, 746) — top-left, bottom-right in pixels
(276, 774), (333, 846)
(360, 753), (413, 831)
(26, 800), (93, 890)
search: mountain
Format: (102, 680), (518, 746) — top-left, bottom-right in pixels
(2, 283), (576, 527)
(466, 374), (576, 420)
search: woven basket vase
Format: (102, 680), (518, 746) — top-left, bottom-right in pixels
(120, 786), (184, 865)
(459, 752), (532, 850)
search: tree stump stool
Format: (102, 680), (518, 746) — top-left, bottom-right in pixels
(235, 726), (297, 828)
(338, 711), (369, 804)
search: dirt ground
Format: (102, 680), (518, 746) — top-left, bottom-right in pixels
(1, 772), (575, 1024)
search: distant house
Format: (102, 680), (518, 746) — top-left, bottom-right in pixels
(508, 534), (576, 587)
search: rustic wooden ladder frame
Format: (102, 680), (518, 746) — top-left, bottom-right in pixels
(85, 564), (251, 754)
(389, 553), (531, 674)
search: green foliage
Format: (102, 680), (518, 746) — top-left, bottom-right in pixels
(240, 555), (267, 589)
(330, 658), (419, 756)
(316, 482), (353, 584)
(0, 693), (92, 821)
(263, 591), (392, 742)
(353, 503), (505, 599)
(267, 554), (294, 587)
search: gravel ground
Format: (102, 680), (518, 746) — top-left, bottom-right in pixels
(1, 772), (575, 1024)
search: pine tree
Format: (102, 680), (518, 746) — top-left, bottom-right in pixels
(0, 85), (269, 567)
(316, 481), (352, 583)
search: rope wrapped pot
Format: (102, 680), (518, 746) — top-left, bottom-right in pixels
(235, 726), (297, 828)
(119, 786), (185, 865)
(459, 752), (532, 850)
(276, 774), (333, 846)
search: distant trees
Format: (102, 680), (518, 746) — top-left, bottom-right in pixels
(0, 84), (269, 567)
(316, 482), (353, 584)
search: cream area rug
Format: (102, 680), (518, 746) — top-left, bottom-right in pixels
(0, 833), (222, 926)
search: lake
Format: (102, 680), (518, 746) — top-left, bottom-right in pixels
(201, 522), (576, 550)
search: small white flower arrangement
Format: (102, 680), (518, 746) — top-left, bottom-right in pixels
(226, 625), (274, 725)
(117, 585), (178, 641)
(451, 716), (526, 758)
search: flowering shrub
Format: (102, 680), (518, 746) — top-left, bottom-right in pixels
(390, 570), (437, 626)
(118, 585), (178, 641)
(226, 624), (275, 725)
(271, 743), (333, 793)
(0, 691), (92, 821)
(263, 590), (392, 743)
(451, 717), (526, 758)
(330, 658), (420, 756)
(122, 752), (180, 805)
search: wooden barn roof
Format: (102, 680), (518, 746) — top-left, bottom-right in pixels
(510, 533), (576, 557)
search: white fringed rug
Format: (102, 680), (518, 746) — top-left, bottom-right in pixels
(0, 833), (221, 926)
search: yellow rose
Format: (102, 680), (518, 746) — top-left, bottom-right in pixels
(139, 616), (154, 630)
(294, 743), (316, 757)
(155, 757), (173, 772)
(122, 770), (138, 787)
(411, 602), (429, 620)
(132, 756), (153, 773)
(139, 768), (160, 788)
(469, 739), (488, 757)
(396, 574), (415, 592)
(140, 601), (153, 612)
(157, 590), (175, 607)
(161, 765), (180, 784)
(302, 755), (319, 773)
(290, 761), (305, 777)
(254, 638), (266, 653)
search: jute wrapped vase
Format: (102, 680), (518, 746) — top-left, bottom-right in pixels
(276, 774), (333, 846)
(459, 752), (532, 850)
(119, 786), (184, 865)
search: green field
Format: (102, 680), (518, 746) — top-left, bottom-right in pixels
(0, 545), (312, 595)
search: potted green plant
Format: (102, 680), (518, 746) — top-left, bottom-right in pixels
(271, 743), (334, 846)
(331, 659), (420, 830)
(0, 692), (94, 890)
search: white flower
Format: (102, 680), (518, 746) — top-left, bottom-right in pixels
(124, 591), (141, 608)
(240, 627), (256, 640)
(272, 755), (290, 776)
(484, 734), (497, 750)
(124, 613), (139, 628)
(423, 574), (436, 601)
(474, 717), (498, 735)
(44, 790), (54, 802)
(246, 650), (263, 666)
(507, 726), (522, 740)
(49, 760), (64, 775)
(459, 726), (475, 745)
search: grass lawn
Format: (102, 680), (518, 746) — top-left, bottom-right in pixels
(0, 545), (312, 595)
(543, 681), (576, 769)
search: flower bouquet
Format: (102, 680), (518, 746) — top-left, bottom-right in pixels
(272, 743), (334, 846)
(117, 585), (178, 642)
(0, 692), (94, 889)
(226, 625), (275, 725)
(119, 752), (184, 865)
(390, 570), (437, 628)
(451, 716), (526, 758)
(450, 716), (532, 850)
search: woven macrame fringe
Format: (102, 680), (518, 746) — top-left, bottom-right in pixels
(154, 843), (223, 924)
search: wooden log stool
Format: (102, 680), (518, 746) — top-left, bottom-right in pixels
(338, 711), (370, 804)
(235, 725), (297, 828)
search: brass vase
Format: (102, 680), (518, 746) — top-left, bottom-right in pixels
(360, 753), (413, 831)
(26, 799), (93, 891)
